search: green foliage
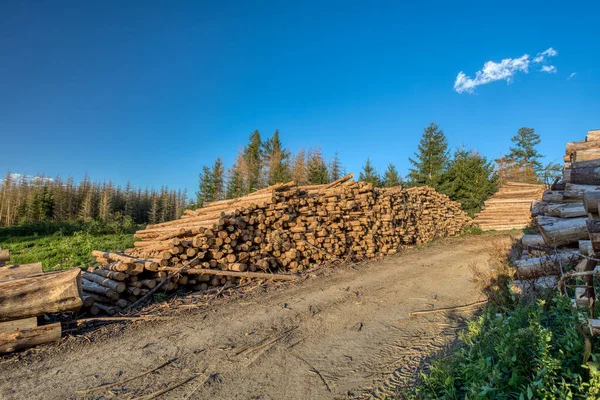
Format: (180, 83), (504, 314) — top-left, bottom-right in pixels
(359, 157), (381, 186)
(328, 152), (344, 182)
(383, 163), (402, 187)
(411, 295), (600, 399)
(0, 220), (137, 271)
(408, 122), (450, 189)
(306, 148), (330, 185)
(540, 161), (564, 186)
(508, 127), (543, 171)
(263, 130), (291, 185)
(244, 130), (264, 192)
(440, 148), (498, 216)
(196, 158), (225, 206)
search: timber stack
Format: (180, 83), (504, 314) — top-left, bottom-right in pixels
(81, 174), (471, 315)
(514, 128), (600, 334)
(474, 181), (544, 231)
(0, 253), (83, 354)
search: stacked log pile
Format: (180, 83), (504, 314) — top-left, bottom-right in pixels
(474, 182), (545, 230)
(81, 175), (471, 315)
(0, 256), (83, 353)
(515, 128), (600, 334)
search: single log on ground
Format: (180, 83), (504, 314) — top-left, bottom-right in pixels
(0, 263), (43, 280)
(521, 234), (546, 247)
(0, 322), (61, 354)
(538, 217), (588, 246)
(567, 165), (600, 185)
(0, 317), (37, 334)
(0, 250), (9, 262)
(514, 252), (580, 279)
(0, 269), (82, 321)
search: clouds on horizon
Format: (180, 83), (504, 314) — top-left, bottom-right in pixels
(454, 47), (558, 94)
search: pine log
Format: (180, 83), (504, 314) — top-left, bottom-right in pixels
(542, 190), (583, 203)
(567, 140), (600, 156)
(0, 263), (43, 280)
(0, 269), (82, 321)
(0, 322), (61, 354)
(82, 272), (126, 293)
(0, 250), (9, 262)
(538, 217), (589, 246)
(0, 317), (37, 334)
(574, 149), (600, 162)
(521, 234), (546, 247)
(90, 268), (127, 281)
(82, 279), (116, 297)
(586, 129), (600, 142)
(514, 252), (580, 279)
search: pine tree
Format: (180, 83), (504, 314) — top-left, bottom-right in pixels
(328, 152), (343, 182)
(440, 148), (498, 216)
(359, 158), (381, 186)
(196, 165), (214, 207)
(306, 148), (330, 184)
(243, 130), (263, 193)
(226, 151), (246, 199)
(507, 127), (543, 171)
(263, 130), (291, 185)
(211, 157), (225, 201)
(408, 122), (450, 189)
(382, 163), (402, 187)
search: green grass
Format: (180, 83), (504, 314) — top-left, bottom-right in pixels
(0, 220), (139, 271)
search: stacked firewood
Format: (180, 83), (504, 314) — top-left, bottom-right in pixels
(81, 175), (471, 315)
(0, 254), (82, 353)
(515, 128), (600, 333)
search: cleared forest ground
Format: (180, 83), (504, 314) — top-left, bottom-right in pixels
(0, 232), (514, 400)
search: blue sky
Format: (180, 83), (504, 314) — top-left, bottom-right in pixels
(1, 1), (599, 194)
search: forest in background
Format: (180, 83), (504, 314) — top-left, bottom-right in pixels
(0, 122), (560, 231)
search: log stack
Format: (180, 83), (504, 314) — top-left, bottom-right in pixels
(474, 181), (545, 230)
(515, 129), (600, 311)
(0, 262), (83, 353)
(80, 175), (472, 315)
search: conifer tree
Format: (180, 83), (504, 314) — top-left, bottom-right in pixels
(359, 157), (381, 187)
(382, 163), (402, 187)
(211, 157), (225, 201)
(440, 148), (498, 216)
(306, 148), (330, 184)
(243, 130), (263, 192)
(328, 152), (343, 182)
(262, 130), (291, 185)
(226, 151), (246, 199)
(291, 148), (308, 185)
(196, 165), (214, 207)
(507, 127), (543, 171)
(408, 122), (450, 189)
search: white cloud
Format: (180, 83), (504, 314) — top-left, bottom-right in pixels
(3, 173), (54, 184)
(541, 65), (557, 73)
(568, 72), (577, 80)
(454, 47), (559, 94)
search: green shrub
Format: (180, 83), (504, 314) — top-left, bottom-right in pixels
(410, 295), (600, 399)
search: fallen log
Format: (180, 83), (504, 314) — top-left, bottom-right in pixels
(0, 263), (43, 280)
(514, 252), (580, 279)
(0, 269), (82, 321)
(0, 322), (61, 354)
(0, 249), (9, 263)
(521, 234), (546, 247)
(538, 217), (589, 246)
(0, 317), (37, 334)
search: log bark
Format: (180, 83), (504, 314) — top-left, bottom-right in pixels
(0, 317), (37, 334)
(538, 217), (589, 246)
(566, 140), (600, 156)
(566, 165), (600, 185)
(521, 234), (546, 247)
(580, 240), (593, 256)
(0, 263), (43, 280)
(586, 219), (600, 255)
(0, 322), (61, 354)
(82, 279), (116, 298)
(0, 269), (82, 321)
(583, 191), (600, 214)
(0, 250), (9, 262)
(574, 149), (600, 162)
(586, 129), (600, 142)
(514, 252), (580, 279)
(82, 272), (126, 293)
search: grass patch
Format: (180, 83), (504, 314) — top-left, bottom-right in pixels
(0, 220), (140, 271)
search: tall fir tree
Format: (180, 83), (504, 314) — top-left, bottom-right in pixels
(263, 130), (291, 185)
(359, 158), (381, 186)
(507, 127), (543, 171)
(226, 151), (246, 199)
(243, 130), (263, 193)
(211, 157), (225, 201)
(440, 148), (498, 216)
(328, 152), (343, 182)
(306, 148), (330, 184)
(196, 165), (214, 207)
(382, 163), (402, 187)
(408, 122), (450, 189)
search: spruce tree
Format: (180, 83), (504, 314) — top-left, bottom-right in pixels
(226, 151), (246, 199)
(196, 166), (214, 207)
(440, 148), (498, 215)
(359, 158), (381, 187)
(211, 157), (225, 201)
(328, 152), (343, 182)
(306, 148), (329, 184)
(408, 122), (450, 189)
(243, 130), (263, 192)
(263, 130), (291, 185)
(382, 163), (402, 187)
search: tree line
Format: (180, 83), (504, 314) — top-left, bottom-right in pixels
(0, 173), (187, 227)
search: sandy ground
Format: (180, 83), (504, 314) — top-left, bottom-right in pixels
(0, 232), (514, 400)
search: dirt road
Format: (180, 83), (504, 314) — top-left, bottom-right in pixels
(0, 232), (513, 399)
